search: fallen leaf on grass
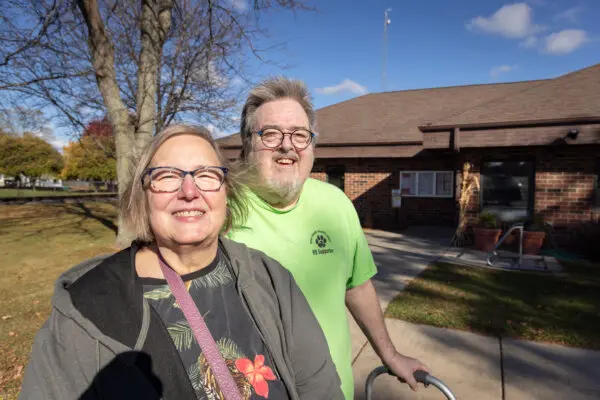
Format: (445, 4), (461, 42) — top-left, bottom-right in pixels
(13, 365), (23, 379)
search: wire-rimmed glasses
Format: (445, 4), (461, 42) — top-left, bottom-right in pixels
(256, 128), (315, 150)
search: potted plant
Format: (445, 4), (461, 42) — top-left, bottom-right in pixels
(473, 212), (502, 252)
(523, 214), (546, 255)
(500, 219), (524, 250)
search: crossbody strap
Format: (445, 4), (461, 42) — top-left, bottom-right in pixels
(158, 256), (243, 400)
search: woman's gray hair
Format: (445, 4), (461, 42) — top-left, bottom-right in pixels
(240, 76), (316, 159)
(120, 124), (248, 243)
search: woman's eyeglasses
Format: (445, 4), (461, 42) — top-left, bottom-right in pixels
(142, 166), (228, 193)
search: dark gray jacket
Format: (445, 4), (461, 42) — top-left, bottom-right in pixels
(19, 238), (343, 400)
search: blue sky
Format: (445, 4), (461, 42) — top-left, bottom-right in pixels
(244, 0), (599, 110)
(52, 0), (600, 145)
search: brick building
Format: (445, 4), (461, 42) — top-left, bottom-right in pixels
(218, 63), (600, 250)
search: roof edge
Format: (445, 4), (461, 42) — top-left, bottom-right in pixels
(420, 116), (600, 132)
(368, 78), (549, 96)
(218, 140), (424, 149)
(316, 140), (423, 147)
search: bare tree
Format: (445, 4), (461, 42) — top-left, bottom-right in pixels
(0, 106), (55, 140)
(0, 0), (307, 240)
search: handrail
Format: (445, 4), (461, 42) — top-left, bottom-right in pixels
(487, 222), (524, 267)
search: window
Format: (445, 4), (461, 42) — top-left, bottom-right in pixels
(326, 165), (345, 192)
(400, 171), (454, 198)
(595, 159), (600, 210)
(418, 172), (435, 196)
(401, 172), (417, 196)
(481, 161), (534, 221)
(436, 171), (454, 197)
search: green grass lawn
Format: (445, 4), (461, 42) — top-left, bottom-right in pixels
(0, 203), (119, 399)
(0, 189), (116, 198)
(386, 261), (600, 350)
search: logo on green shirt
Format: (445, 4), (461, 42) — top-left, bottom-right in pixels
(310, 230), (334, 255)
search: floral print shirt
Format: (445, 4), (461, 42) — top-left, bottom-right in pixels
(141, 249), (290, 400)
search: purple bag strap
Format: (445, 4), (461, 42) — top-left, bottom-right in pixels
(158, 256), (243, 400)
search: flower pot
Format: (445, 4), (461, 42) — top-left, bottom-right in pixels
(523, 231), (546, 255)
(473, 227), (502, 252)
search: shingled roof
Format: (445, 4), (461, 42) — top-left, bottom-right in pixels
(425, 63), (600, 129)
(314, 80), (542, 145)
(218, 62), (600, 148)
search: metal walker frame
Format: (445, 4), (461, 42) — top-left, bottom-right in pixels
(365, 366), (457, 400)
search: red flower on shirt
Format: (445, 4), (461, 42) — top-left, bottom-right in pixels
(235, 355), (276, 398)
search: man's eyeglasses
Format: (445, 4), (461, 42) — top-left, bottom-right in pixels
(142, 166), (228, 193)
(256, 128), (315, 150)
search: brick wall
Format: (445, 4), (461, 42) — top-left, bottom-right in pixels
(460, 145), (600, 248)
(310, 163), (327, 182)
(310, 172), (327, 182)
(313, 145), (600, 251)
(395, 197), (457, 228)
(313, 155), (458, 230)
(345, 161), (396, 229)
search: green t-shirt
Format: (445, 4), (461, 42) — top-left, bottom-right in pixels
(228, 178), (377, 399)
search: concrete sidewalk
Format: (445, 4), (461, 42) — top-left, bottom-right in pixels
(348, 227), (453, 359)
(353, 319), (600, 400)
(351, 228), (600, 399)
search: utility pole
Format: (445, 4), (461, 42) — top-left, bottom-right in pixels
(382, 8), (392, 92)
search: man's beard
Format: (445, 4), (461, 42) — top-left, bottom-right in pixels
(245, 158), (304, 209)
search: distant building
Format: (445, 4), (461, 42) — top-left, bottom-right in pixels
(218, 63), (600, 250)
(0, 174), (14, 187)
(0, 173), (62, 188)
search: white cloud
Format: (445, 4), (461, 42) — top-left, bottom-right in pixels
(554, 6), (583, 24)
(490, 64), (518, 79)
(467, 3), (543, 39)
(315, 79), (368, 96)
(544, 29), (588, 55)
(229, 76), (244, 88)
(229, 0), (247, 11)
(205, 123), (234, 139)
(50, 136), (70, 152)
(520, 36), (539, 48)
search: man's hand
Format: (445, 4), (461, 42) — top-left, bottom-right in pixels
(345, 281), (431, 391)
(383, 352), (430, 392)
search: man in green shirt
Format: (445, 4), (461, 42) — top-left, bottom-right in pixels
(228, 77), (429, 399)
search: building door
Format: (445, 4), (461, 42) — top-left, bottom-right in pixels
(326, 165), (345, 192)
(481, 160), (534, 221)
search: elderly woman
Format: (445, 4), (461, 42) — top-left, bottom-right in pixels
(19, 125), (343, 400)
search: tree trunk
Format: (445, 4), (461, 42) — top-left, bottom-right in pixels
(78, 0), (136, 245)
(78, 0), (172, 246)
(115, 124), (137, 247)
(136, 0), (172, 152)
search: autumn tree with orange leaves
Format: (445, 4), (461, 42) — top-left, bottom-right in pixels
(62, 119), (116, 182)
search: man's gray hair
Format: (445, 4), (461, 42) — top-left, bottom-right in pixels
(239, 77), (316, 159)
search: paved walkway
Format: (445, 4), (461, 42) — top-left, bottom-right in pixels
(348, 227), (453, 359)
(351, 228), (600, 400)
(441, 247), (563, 273)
